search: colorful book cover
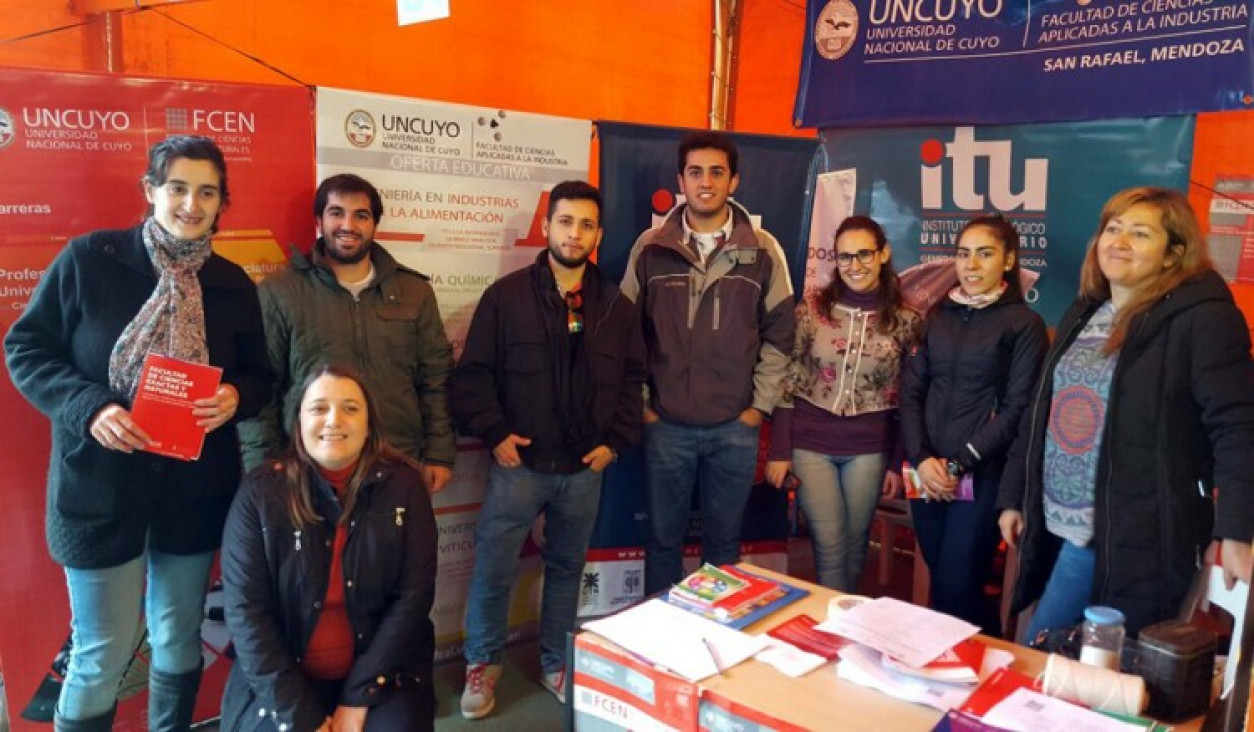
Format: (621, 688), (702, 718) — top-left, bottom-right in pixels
(130, 353), (222, 461)
(669, 563), (748, 608)
(666, 571), (810, 630)
(715, 565), (787, 615)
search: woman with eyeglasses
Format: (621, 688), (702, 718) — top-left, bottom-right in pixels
(766, 216), (920, 592)
(4, 135), (272, 731)
(900, 214), (1047, 633)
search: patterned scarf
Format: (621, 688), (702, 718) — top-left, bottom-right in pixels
(108, 217), (212, 400)
(948, 280), (1008, 309)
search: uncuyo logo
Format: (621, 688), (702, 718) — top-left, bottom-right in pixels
(815, 0), (859, 61)
(920, 127), (1048, 212)
(0, 108), (15, 149)
(344, 109), (375, 148)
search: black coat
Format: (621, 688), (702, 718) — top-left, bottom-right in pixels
(220, 458), (437, 732)
(1000, 271), (1254, 634)
(900, 292), (1049, 477)
(451, 252), (646, 471)
(3, 226), (272, 568)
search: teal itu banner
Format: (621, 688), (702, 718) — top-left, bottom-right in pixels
(816, 117), (1194, 324)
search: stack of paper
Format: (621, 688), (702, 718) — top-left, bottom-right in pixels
(814, 596), (1015, 712)
(817, 596), (980, 668)
(582, 599), (768, 682)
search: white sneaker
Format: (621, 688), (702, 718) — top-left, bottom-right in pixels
(460, 663), (502, 719)
(541, 666), (567, 704)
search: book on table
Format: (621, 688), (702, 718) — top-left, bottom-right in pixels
(130, 353), (222, 461)
(666, 565), (809, 628)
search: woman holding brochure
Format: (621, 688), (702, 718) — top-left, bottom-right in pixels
(4, 135), (271, 731)
(999, 187), (1254, 639)
(900, 214), (1048, 634)
(221, 366), (438, 731)
(766, 216), (920, 592)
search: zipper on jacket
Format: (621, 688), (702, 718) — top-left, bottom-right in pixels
(294, 530), (302, 551)
(688, 272), (699, 329)
(938, 307), (973, 446)
(1098, 314), (1151, 602)
(713, 281), (721, 331)
(394, 507), (406, 527)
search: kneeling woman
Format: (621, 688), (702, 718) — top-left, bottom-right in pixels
(222, 366), (437, 732)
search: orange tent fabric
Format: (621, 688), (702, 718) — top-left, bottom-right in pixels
(1, 2), (713, 129)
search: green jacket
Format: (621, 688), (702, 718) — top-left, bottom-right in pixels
(239, 241), (455, 470)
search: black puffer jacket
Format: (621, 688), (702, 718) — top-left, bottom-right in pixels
(900, 291), (1049, 475)
(220, 457), (437, 732)
(999, 271), (1254, 634)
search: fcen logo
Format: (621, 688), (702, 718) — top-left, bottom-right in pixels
(920, 127), (1048, 212)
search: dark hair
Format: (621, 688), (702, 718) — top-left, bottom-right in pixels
(956, 214), (1024, 299)
(141, 136), (230, 229)
(314, 173), (383, 222)
(283, 364), (407, 529)
(676, 130), (739, 177)
(817, 216), (909, 333)
(1080, 186), (1210, 354)
(547, 180), (602, 221)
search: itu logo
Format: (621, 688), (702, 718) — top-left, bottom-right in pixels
(920, 127), (1048, 212)
(0, 108), (14, 149)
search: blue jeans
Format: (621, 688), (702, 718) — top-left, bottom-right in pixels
(643, 417), (760, 595)
(59, 549), (214, 720)
(1025, 539), (1096, 641)
(463, 463), (602, 673)
(792, 449), (886, 592)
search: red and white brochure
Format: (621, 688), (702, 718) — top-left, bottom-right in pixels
(766, 613), (851, 660)
(882, 637), (988, 684)
(131, 353), (222, 461)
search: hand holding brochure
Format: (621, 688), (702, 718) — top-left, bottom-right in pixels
(130, 353), (222, 461)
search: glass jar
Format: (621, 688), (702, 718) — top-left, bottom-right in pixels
(1079, 605), (1126, 670)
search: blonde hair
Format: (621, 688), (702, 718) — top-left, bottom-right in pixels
(1079, 187), (1212, 354)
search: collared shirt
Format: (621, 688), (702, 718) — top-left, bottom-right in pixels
(681, 207), (735, 265)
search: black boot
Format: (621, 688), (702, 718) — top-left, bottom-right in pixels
(148, 665), (202, 732)
(53, 705), (116, 732)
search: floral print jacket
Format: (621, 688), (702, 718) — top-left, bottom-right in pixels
(781, 293), (920, 416)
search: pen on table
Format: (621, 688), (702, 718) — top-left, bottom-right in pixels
(702, 637), (726, 676)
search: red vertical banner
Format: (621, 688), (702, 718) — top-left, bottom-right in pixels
(0, 67), (313, 730)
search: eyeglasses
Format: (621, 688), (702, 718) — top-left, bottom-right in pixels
(835, 249), (879, 268)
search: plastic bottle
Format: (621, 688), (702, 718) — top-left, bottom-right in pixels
(1079, 605), (1126, 671)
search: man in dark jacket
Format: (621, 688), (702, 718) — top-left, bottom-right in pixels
(451, 181), (645, 718)
(239, 174), (456, 492)
(620, 131), (795, 594)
